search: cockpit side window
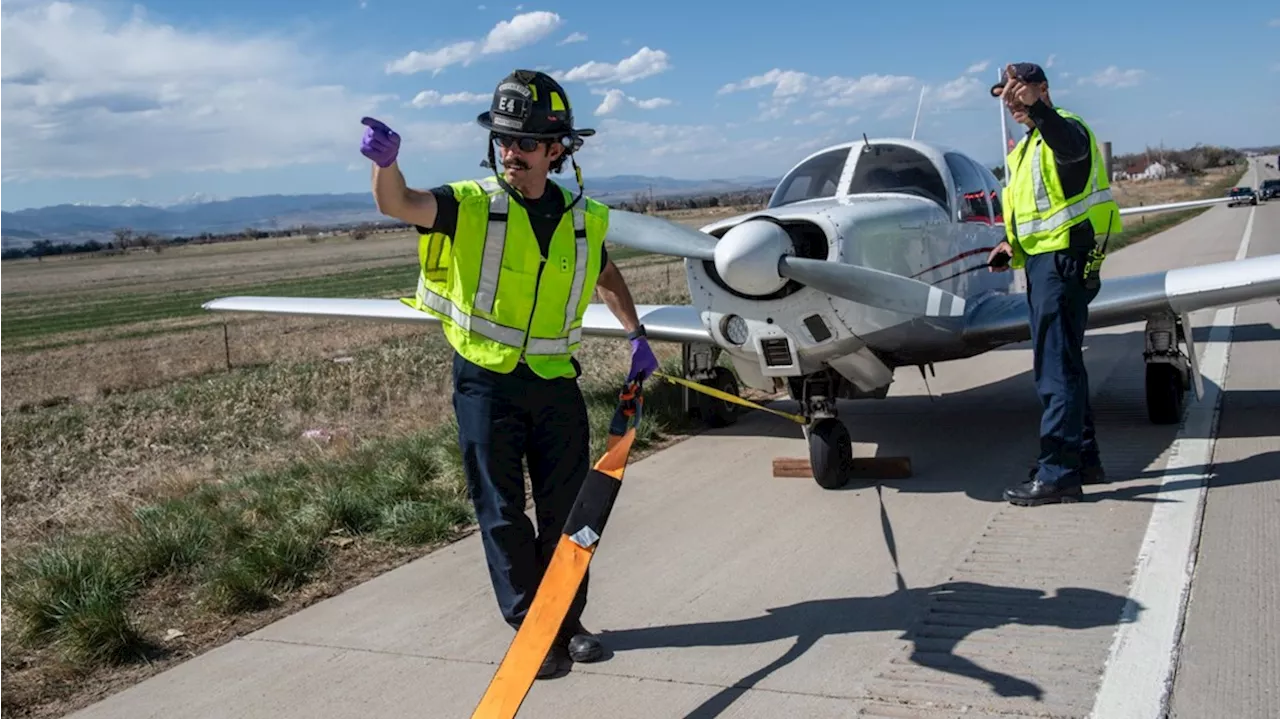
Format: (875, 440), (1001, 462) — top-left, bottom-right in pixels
(977, 162), (1004, 224)
(945, 152), (992, 223)
(845, 145), (948, 209)
(769, 148), (850, 207)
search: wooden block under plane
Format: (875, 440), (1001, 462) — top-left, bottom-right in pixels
(772, 456), (913, 480)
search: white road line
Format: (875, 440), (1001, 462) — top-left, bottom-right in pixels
(1089, 204), (1255, 719)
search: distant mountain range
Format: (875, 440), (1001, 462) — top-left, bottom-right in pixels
(1, 174), (779, 248)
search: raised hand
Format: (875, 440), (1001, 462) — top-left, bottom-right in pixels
(360, 116), (401, 168)
(1002, 64), (1041, 108)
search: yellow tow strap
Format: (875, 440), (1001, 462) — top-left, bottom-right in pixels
(651, 371), (808, 425)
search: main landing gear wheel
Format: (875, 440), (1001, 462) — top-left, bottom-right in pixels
(808, 418), (852, 489)
(1145, 362), (1186, 425)
(699, 366), (741, 428)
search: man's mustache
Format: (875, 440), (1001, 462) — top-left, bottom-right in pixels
(504, 157), (530, 170)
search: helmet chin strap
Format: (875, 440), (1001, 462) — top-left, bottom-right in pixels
(481, 136), (585, 217)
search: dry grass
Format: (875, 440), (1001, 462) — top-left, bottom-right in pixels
(1109, 165), (1239, 207)
(0, 209), (719, 719)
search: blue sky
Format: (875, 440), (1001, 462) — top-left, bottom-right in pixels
(2, 0), (1277, 211)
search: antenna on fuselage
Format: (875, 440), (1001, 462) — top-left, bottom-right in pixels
(910, 85), (925, 140)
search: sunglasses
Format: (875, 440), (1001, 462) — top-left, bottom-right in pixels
(493, 134), (545, 152)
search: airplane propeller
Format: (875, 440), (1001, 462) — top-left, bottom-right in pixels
(606, 210), (718, 262)
(777, 256), (967, 318)
(606, 211), (968, 319)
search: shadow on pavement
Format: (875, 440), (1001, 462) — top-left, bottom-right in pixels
(598, 580), (1139, 719)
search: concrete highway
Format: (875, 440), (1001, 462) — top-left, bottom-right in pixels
(67, 157), (1280, 719)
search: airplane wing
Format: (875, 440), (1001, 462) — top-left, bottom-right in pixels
(201, 296), (714, 344)
(960, 253), (1280, 349)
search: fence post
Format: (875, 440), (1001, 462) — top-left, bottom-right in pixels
(223, 322), (232, 371)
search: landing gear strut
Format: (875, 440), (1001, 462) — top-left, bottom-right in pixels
(681, 343), (741, 427)
(794, 371), (852, 489)
(1144, 314), (1197, 425)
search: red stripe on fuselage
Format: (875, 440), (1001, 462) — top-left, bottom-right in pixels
(911, 247), (996, 278)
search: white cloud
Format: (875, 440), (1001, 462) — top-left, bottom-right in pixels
(929, 75), (984, 108)
(965, 60), (990, 74)
(558, 31), (587, 45)
(562, 47), (671, 85)
(1079, 66), (1145, 88)
(481, 10), (560, 53)
(410, 90), (490, 108)
(1269, 17), (1280, 27)
(592, 88), (673, 116)
(721, 67), (921, 120)
(0, 1), (432, 182)
(1045, 53), (1057, 68)
(386, 11), (561, 75)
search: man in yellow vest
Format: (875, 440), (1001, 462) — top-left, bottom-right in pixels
(987, 63), (1121, 506)
(358, 70), (658, 677)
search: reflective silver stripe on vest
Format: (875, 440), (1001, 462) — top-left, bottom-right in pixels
(563, 207), (589, 332)
(1029, 141), (1052, 213)
(418, 284), (527, 347)
(1016, 186), (1114, 237)
(473, 191), (508, 314)
(524, 326), (584, 356)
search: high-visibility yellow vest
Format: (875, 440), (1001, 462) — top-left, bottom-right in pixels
(1002, 108), (1121, 269)
(400, 176), (608, 380)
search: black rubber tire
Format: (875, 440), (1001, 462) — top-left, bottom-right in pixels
(701, 367), (741, 428)
(808, 418), (852, 489)
(1146, 362), (1185, 425)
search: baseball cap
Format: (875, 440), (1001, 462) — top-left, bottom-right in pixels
(990, 63), (1048, 97)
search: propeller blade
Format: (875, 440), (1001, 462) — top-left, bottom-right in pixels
(605, 210), (718, 261)
(777, 256), (968, 318)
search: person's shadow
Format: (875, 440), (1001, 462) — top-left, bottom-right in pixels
(598, 580), (1139, 718)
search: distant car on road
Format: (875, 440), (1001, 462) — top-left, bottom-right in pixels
(1227, 186), (1257, 207)
(1258, 179), (1280, 201)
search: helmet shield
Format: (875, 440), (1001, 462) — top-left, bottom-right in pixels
(476, 69), (595, 141)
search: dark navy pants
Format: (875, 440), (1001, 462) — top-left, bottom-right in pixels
(451, 352), (591, 632)
(1024, 247), (1101, 485)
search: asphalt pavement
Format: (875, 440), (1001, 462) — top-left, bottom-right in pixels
(65, 159), (1280, 719)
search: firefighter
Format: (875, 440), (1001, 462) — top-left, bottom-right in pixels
(988, 63), (1121, 506)
(359, 69), (659, 676)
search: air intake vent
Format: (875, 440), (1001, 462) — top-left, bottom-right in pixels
(761, 338), (793, 367)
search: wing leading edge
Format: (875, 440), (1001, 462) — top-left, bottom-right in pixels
(201, 296), (713, 344)
(961, 253), (1280, 348)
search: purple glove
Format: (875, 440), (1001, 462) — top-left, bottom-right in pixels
(628, 337), (659, 382)
(360, 116), (400, 168)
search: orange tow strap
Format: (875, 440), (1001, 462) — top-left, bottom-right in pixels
(470, 379), (645, 719)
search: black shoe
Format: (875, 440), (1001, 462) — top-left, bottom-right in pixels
(1080, 464), (1108, 485)
(537, 643), (568, 679)
(562, 624), (604, 663)
(1004, 477), (1083, 506)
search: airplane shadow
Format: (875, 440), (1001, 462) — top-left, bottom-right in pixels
(598, 580), (1139, 719)
(699, 325), (1280, 503)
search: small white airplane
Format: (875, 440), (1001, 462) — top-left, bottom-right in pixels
(204, 138), (1280, 489)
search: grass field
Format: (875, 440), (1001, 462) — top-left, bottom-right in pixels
(0, 167), (1243, 718)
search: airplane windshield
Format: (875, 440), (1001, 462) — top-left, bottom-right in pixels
(845, 145), (948, 208)
(769, 148), (850, 207)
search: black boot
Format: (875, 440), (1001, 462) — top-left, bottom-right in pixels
(1080, 464), (1108, 484)
(562, 622), (604, 663)
(1004, 477), (1083, 506)
(537, 642), (568, 679)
